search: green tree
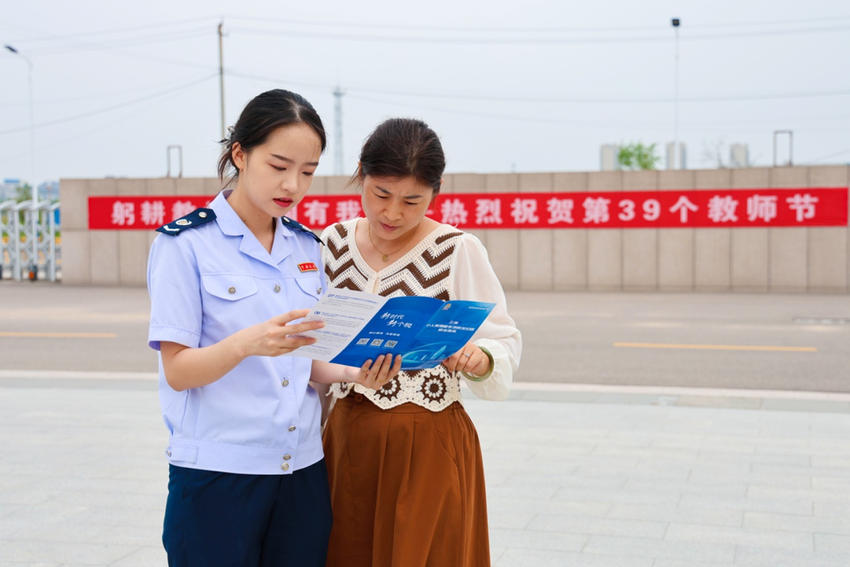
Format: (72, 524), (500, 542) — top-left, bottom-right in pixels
(14, 183), (33, 203)
(618, 143), (660, 170)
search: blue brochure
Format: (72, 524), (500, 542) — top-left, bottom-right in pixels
(295, 288), (495, 370)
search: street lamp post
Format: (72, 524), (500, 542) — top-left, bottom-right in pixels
(5, 44), (37, 280)
(4, 45), (35, 202)
(671, 18), (681, 170)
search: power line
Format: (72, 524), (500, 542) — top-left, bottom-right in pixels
(7, 16), (220, 44)
(96, 49), (217, 72)
(222, 13), (850, 33)
(682, 24), (850, 40)
(22, 28), (213, 57)
(688, 14), (850, 29)
(0, 78), (212, 168)
(225, 70), (329, 91)
(7, 13), (850, 43)
(346, 92), (623, 127)
(221, 15), (663, 33)
(230, 73), (660, 129)
(227, 70), (850, 104)
(5, 16), (847, 69)
(0, 73), (217, 136)
(1, 20), (217, 69)
(0, 75), (220, 107)
(802, 147), (850, 163)
(225, 23), (850, 45)
(685, 114), (850, 126)
(353, 86), (850, 104)
(340, 92), (850, 134)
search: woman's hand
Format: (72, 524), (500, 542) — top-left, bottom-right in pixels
(161, 309), (324, 392)
(443, 342), (489, 377)
(236, 309), (323, 358)
(349, 354), (403, 390)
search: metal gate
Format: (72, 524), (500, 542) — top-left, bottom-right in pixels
(0, 199), (61, 282)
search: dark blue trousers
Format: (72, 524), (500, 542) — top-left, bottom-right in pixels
(163, 460), (333, 567)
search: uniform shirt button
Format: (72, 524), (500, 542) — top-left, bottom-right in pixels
(228, 287), (236, 294)
(199, 211), (207, 219)
(166, 450), (172, 457)
(281, 379), (290, 387)
(316, 287), (322, 295)
(288, 426), (297, 432)
(281, 463), (290, 471)
(274, 284), (281, 293)
(283, 454), (292, 461)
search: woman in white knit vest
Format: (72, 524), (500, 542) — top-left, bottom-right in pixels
(321, 117), (522, 567)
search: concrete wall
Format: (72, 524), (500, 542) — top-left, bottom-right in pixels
(60, 165), (850, 292)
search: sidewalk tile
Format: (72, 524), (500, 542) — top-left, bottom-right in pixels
(489, 528), (588, 552)
(735, 545), (850, 567)
(493, 548), (654, 567)
(815, 533), (850, 553)
(745, 511), (850, 535)
(664, 523), (813, 551)
(606, 504), (742, 528)
(583, 534), (735, 562)
(527, 514), (668, 539)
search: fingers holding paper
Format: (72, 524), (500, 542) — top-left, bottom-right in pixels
(443, 342), (489, 377)
(353, 354), (403, 390)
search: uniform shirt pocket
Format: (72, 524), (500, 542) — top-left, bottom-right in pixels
(202, 274), (259, 301)
(294, 276), (323, 301)
(280, 276), (323, 312)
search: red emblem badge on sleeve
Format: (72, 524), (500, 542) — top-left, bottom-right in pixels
(298, 262), (318, 272)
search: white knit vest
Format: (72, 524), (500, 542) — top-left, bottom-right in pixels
(322, 219), (466, 411)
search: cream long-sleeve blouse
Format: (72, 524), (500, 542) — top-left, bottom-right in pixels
(321, 218), (522, 410)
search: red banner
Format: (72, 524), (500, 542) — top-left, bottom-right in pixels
(291, 188), (848, 229)
(89, 196), (213, 229)
(89, 188), (847, 230)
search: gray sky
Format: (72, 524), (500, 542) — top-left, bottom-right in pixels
(2, 0), (849, 190)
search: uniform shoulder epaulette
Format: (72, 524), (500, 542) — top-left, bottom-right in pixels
(156, 208), (216, 236)
(281, 216), (322, 244)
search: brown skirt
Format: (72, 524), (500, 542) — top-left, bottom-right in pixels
(323, 394), (491, 567)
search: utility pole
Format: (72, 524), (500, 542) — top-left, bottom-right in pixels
(773, 130), (793, 167)
(218, 21), (226, 140)
(671, 18), (681, 170)
(333, 86), (345, 175)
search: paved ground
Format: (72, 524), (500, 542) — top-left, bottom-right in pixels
(2, 283), (850, 566)
(2, 282), (849, 392)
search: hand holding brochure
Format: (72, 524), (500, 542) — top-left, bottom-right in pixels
(292, 288), (495, 370)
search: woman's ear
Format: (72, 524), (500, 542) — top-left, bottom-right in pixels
(355, 162), (366, 193)
(231, 142), (246, 171)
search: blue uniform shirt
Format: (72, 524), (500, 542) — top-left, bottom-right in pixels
(147, 189), (326, 475)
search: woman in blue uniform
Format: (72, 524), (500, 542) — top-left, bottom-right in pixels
(147, 89), (399, 567)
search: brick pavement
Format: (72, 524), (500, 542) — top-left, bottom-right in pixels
(2, 373), (850, 566)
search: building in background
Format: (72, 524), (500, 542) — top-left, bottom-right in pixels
(600, 144), (619, 171)
(1, 179), (21, 201)
(38, 181), (60, 202)
(666, 142), (687, 170)
(730, 144), (750, 168)
(0, 179), (59, 202)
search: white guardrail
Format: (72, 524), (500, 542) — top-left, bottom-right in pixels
(0, 199), (61, 282)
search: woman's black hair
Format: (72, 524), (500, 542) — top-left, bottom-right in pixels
(352, 118), (446, 194)
(217, 89), (327, 182)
